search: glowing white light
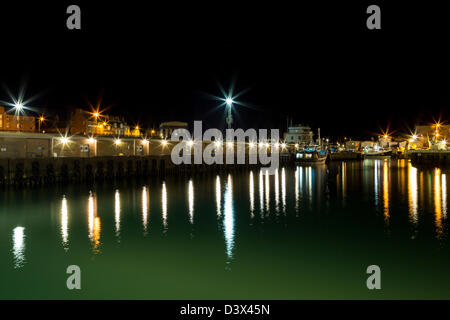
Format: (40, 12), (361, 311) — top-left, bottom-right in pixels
(161, 140), (167, 146)
(412, 135), (418, 140)
(249, 171), (254, 218)
(162, 182), (168, 230)
(187, 140), (194, 147)
(265, 170), (270, 211)
(224, 175), (234, 261)
(88, 192), (95, 241)
(227, 142), (234, 148)
(115, 190), (121, 240)
(61, 196), (69, 250)
(60, 137), (69, 144)
(188, 180), (194, 224)
(281, 143), (287, 149)
(274, 168), (279, 213)
(216, 175), (221, 217)
(295, 167), (300, 211)
(142, 138), (149, 144)
(274, 143), (280, 149)
(12, 227), (26, 269)
(215, 140), (222, 147)
(226, 98), (233, 106)
(408, 163), (418, 225)
(114, 139), (121, 145)
(15, 103), (24, 111)
(142, 186), (149, 234)
(281, 168), (286, 213)
(88, 137), (96, 144)
(249, 142), (255, 148)
(442, 174), (447, 219)
(259, 170), (264, 217)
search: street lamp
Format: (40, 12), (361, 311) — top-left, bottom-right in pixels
(14, 103), (24, 132)
(225, 97), (233, 129)
(38, 116), (45, 133)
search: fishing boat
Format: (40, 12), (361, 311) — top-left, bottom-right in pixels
(295, 146), (328, 165)
(363, 146), (392, 159)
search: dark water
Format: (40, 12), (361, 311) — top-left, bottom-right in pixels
(0, 159), (449, 299)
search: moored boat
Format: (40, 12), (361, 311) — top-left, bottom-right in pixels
(295, 147), (327, 165)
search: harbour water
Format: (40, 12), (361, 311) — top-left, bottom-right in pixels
(0, 159), (449, 299)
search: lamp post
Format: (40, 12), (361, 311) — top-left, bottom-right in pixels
(15, 103), (24, 132)
(225, 98), (233, 129)
(38, 116), (45, 133)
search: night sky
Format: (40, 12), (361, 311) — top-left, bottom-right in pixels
(1, 1), (449, 139)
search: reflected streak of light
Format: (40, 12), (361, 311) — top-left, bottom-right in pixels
(259, 170), (264, 217)
(442, 174), (447, 219)
(308, 167), (312, 196)
(61, 196), (69, 250)
(274, 168), (280, 214)
(216, 175), (222, 217)
(87, 192), (101, 253)
(115, 190), (121, 239)
(434, 168), (443, 238)
(224, 175), (234, 261)
(93, 217), (101, 254)
(374, 160), (379, 206)
(341, 162), (346, 198)
(295, 167), (299, 211)
(249, 172), (254, 218)
(12, 226), (25, 269)
(188, 179), (194, 224)
(383, 160), (390, 224)
(281, 168), (286, 213)
(88, 192), (95, 241)
(162, 182), (168, 230)
(265, 170), (270, 212)
(407, 163), (418, 225)
(142, 186), (149, 234)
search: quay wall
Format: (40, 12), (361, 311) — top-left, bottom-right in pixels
(0, 132), (294, 186)
(0, 155), (290, 187)
(409, 150), (450, 166)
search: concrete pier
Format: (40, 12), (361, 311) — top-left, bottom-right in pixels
(409, 150), (450, 167)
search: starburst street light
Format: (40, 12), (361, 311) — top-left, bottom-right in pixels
(207, 80), (251, 130)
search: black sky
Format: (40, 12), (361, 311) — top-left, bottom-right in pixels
(1, 1), (449, 140)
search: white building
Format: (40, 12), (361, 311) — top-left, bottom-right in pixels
(284, 125), (314, 146)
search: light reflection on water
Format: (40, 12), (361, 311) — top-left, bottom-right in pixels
(383, 160), (390, 226)
(61, 196), (69, 251)
(188, 179), (194, 224)
(12, 226), (25, 269)
(88, 192), (101, 254)
(249, 171), (254, 219)
(161, 181), (168, 231)
(223, 174), (234, 263)
(115, 189), (121, 241)
(7, 160), (450, 271)
(281, 168), (286, 214)
(142, 186), (149, 235)
(216, 175), (222, 218)
(408, 162), (419, 226)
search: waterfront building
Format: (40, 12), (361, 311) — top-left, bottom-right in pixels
(344, 140), (361, 151)
(0, 106), (36, 133)
(70, 108), (136, 137)
(159, 121), (189, 139)
(283, 125), (314, 146)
